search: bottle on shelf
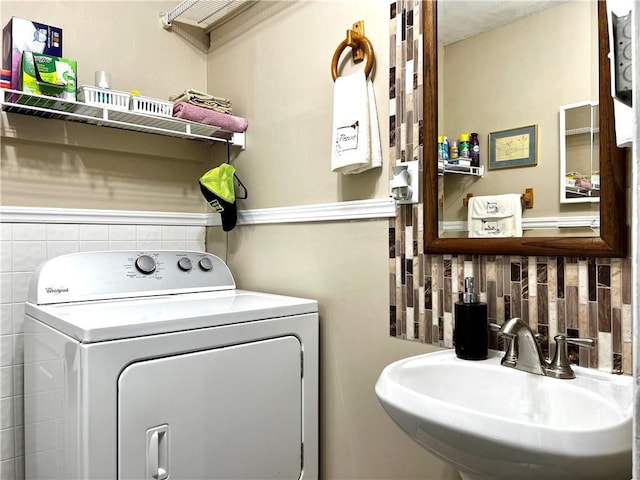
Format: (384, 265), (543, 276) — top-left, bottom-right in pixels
(450, 140), (459, 160)
(470, 132), (480, 167)
(459, 133), (470, 158)
(438, 135), (445, 161)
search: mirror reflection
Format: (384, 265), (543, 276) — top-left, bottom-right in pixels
(560, 101), (600, 203)
(437, 0), (600, 238)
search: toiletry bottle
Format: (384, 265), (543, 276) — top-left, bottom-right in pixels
(443, 136), (450, 162)
(459, 134), (470, 158)
(470, 132), (480, 167)
(450, 140), (459, 160)
(437, 136), (444, 161)
(454, 277), (488, 360)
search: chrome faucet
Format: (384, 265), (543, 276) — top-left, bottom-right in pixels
(496, 317), (595, 379)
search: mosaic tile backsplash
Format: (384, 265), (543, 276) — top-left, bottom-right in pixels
(388, 0), (632, 374)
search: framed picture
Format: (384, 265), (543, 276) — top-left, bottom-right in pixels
(488, 125), (538, 170)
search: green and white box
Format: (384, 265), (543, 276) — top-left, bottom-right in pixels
(20, 51), (76, 102)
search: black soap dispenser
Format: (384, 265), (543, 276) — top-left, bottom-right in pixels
(454, 277), (488, 360)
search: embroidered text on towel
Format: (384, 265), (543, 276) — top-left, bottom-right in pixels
(335, 121), (359, 154)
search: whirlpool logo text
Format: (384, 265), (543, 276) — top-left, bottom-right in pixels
(45, 287), (69, 294)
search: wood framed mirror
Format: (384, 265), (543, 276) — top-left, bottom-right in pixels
(423, 0), (628, 257)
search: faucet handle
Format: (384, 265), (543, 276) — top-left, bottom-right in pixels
(546, 335), (596, 379)
(488, 322), (501, 333)
(566, 337), (595, 349)
(501, 334), (518, 368)
(488, 322), (519, 367)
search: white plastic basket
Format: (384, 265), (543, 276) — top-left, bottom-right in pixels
(129, 96), (173, 118)
(78, 86), (130, 111)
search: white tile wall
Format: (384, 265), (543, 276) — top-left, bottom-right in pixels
(0, 222), (206, 480)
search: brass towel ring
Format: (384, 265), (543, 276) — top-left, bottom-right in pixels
(331, 30), (375, 81)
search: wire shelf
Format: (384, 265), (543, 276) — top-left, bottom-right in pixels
(160, 0), (254, 31)
(438, 161), (484, 177)
(1, 88), (244, 145)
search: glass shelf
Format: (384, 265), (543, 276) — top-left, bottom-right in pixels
(1, 89), (245, 146)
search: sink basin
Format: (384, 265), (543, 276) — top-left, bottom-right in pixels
(375, 349), (632, 480)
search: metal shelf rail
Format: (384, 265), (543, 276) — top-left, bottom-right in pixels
(1, 89), (245, 146)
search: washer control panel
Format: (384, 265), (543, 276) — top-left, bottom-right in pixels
(130, 253), (217, 277)
(29, 251), (236, 304)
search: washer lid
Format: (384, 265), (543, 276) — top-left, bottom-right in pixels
(25, 289), (318, 343)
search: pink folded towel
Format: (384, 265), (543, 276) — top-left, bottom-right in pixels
(173, 102), (248, 133)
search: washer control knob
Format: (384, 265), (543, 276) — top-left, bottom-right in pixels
(178, 257), (192, 271)
(199, 257), (213, 272)
(135, 255), (156, 274)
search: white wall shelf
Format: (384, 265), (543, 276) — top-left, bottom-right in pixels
(438, 161), (484, 177)
(1, 89), (245, 147)
(160, 0), (254, 32)
(566, 184), (600, 198)
(566, 126), (600, 136)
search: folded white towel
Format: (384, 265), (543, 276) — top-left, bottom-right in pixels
(331, 72), (382, 174)
(468, 194), (523, 238)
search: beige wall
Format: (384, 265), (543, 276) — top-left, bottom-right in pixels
(206, 1), (457, 478)
(206, 1), (390, 209)
(1, 1), (214, 212)
(440, 1), (599, 223)
(1, 1), (458, 478)
(208, 222), (457, 479)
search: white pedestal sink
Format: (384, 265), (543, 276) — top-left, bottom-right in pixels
(375, 349), (632, 480)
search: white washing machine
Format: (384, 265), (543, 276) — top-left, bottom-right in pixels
(24, 250), (318, 480)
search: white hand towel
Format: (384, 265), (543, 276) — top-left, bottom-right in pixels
(331, 72), (382, 174)
(468, 194), (523, 238)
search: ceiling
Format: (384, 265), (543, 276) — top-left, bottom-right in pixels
(437, 0), (569, 45)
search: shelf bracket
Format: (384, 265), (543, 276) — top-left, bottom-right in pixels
(159, 12), (210, 51)
(160, 0), (201, 29)
(232, 132), (246, 150)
